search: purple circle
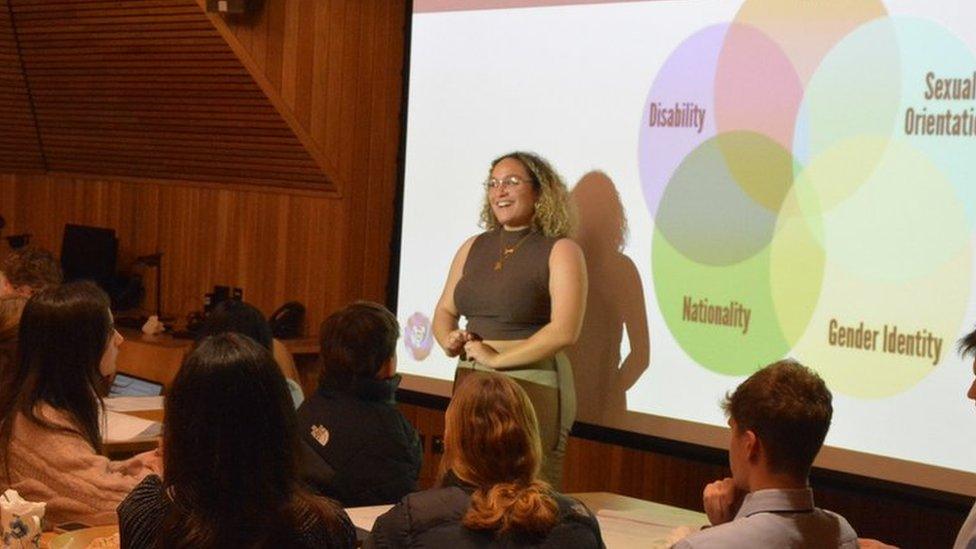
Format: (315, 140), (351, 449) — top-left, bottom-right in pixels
(638, 24), (728, 219)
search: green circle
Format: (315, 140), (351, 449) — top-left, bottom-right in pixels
(653, 229), (789, 376)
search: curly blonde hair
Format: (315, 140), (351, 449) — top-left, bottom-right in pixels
(479, 152), (576, 238)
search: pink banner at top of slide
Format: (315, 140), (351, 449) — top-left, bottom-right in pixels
(415, 0), (658, 13)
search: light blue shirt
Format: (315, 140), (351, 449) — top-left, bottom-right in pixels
(672, 488), (858, 549)
(286, 377), (305, 408)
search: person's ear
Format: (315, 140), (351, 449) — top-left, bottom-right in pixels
(375, 355), (396, 379)
(743, 429), (761, 462)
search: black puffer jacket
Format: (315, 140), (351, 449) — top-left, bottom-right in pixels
(297, 375), (422, 507)
(365, 473), (605, 548)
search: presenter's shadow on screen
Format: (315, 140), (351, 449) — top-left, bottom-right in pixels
(568, 171), (650, 425)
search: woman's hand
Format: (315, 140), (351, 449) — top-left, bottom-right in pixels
(131, 448), (164, 477)
(445, 329), (473, 357)
(463, 340), (499, 367)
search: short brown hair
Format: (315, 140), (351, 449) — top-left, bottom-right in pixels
(958, 325), (976, 359)
(0, 248), (62, 294)
(319, 301), (399, 391)
(723, 359), (832, 478)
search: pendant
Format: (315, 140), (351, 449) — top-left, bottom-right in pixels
(494, 261), (502, 271)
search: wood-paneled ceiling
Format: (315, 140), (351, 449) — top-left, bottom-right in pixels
(0, 0), (334, 192)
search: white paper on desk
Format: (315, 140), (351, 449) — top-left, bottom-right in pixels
(102, 410), (162, 442)
(345, 504), (393, 533)
(595, 514), (695, 549)
(105, 396), (164, 413)
(597, 507), (708, 528)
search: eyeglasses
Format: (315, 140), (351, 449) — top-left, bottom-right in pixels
(483, 175), (531, 190)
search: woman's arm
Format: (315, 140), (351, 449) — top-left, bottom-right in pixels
(432, 236), (477, 357)
(465, 238), (587, 368)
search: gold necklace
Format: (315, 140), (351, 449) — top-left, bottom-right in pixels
(494, 229), (532, 271)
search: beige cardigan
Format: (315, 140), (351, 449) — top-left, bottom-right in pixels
(2, 404), (154, 526)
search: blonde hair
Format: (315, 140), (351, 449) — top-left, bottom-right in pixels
(479, 152), (576, 238)
(441, 372), (558, 537)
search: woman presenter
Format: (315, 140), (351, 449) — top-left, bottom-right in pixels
(433, 151), (587, 489)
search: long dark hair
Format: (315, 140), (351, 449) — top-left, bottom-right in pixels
(159, 333), (343, 548)
(0, 281), (113, 477)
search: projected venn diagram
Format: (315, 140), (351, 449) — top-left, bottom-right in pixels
(639, 0), (976, 398)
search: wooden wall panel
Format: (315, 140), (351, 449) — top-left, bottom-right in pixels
(0, 0), (408, 331)
(0, 173), (357, 328)
(206, 0), (405, 296)
(9, 0), (334, 191)
(0, 0), (44, 173)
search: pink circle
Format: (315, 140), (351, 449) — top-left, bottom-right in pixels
(715, 23), (804, 152)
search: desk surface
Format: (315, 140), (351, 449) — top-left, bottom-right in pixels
(118, 328), (318, 354)
(102, 404), (163, 457)
(116, 328), (318, 389)
(574, 492), (708, 548)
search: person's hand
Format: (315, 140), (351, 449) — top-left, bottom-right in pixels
(445, 329), (473, 357)
(132, 448), (164, 477)
(702, 477), (745, 526)
(463, 340), (498, 367)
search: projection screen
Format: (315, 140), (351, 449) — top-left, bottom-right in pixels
(394, 0), (976, 496)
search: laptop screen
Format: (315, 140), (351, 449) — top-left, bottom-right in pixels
(110, 373), (163, 398)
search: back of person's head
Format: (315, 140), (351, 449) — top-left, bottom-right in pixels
(723, 359), (832, 479)
(319, 301), (399, 392)
(442, 372), (558, 538)
(0, 281), (113, 468)
(0, 247), (63, 297)
(197, 300), (273, 350)
(161, 333), (342, 548)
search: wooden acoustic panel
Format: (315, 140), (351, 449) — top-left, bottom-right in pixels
(9, 0), (335, 191)
(0, 0), (44, 172)
(0, 0), (406, 333)
(212, 0), (406, 307)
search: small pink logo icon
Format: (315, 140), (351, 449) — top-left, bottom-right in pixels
(404, 312), (433, 361)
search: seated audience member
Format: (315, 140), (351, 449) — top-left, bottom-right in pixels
(197, 299), (305, 407)
(672, 359), (857, 548)
(118, 333), (355, 549)
(0, 247), (62, 298)
(298, 301), (421, 507)
(954, 326), (976, 549)
(0, 295), (26, 363)
(366, 372), (604, 549)
(0, 282), (158, 526)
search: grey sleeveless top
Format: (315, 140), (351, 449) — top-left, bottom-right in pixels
(454, 228), (558, 340)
